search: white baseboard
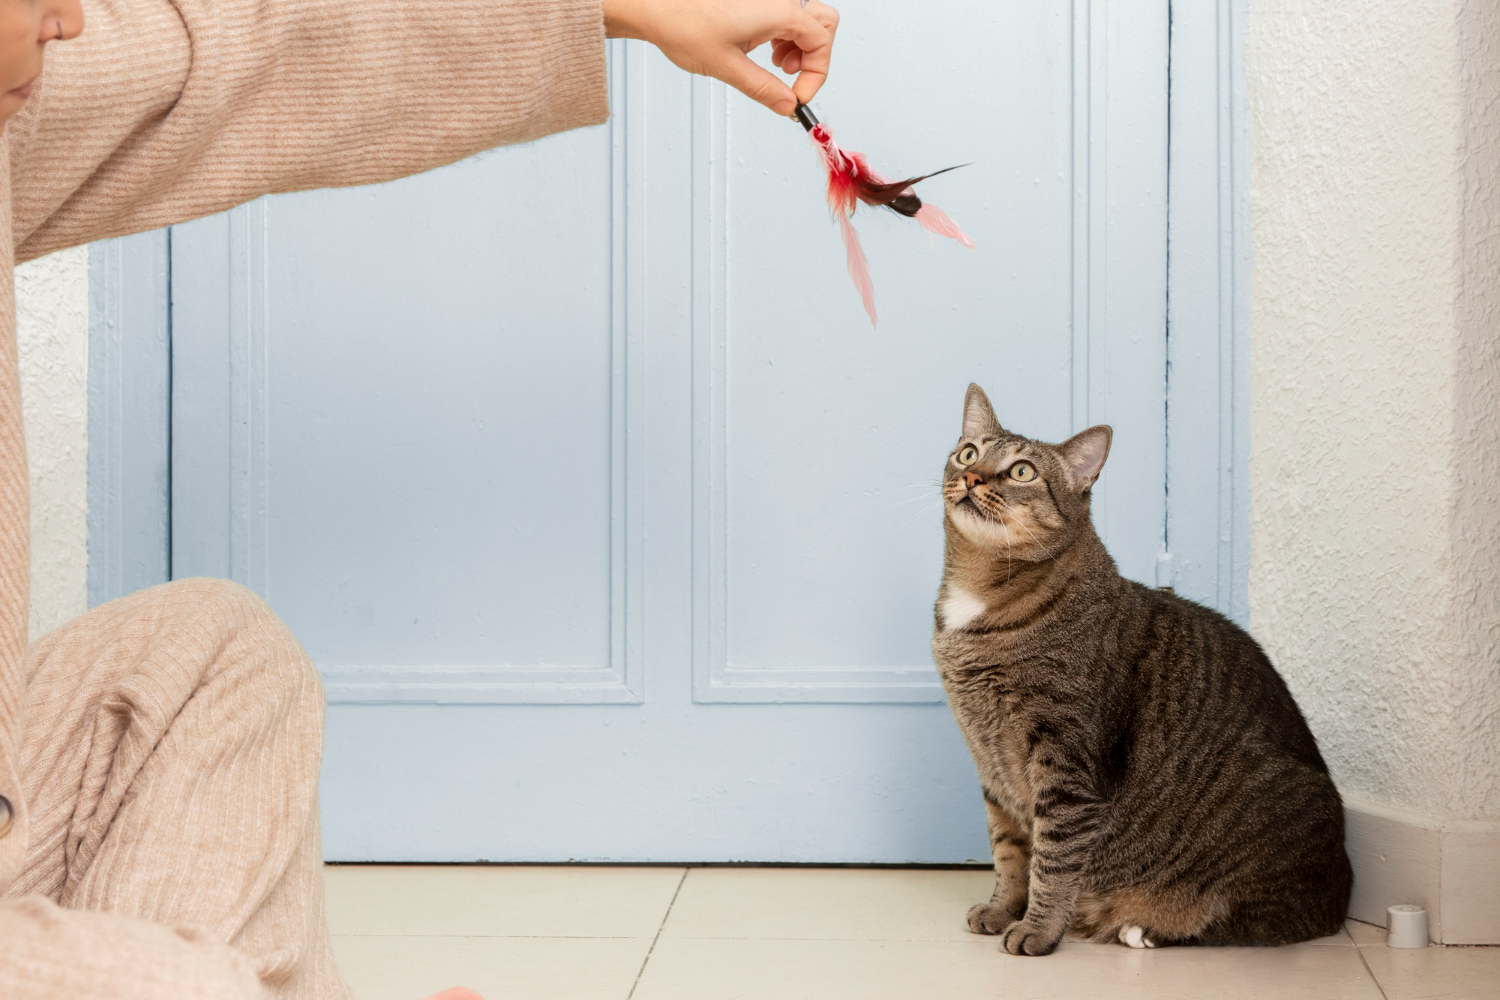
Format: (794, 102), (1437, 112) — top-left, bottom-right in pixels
(1344, 795), (1500, 944)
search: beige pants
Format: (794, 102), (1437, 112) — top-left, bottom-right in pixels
(0, 579), (353, 1000)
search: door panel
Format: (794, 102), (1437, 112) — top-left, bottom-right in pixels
(162, 2), (1169, 862)
(690, 19), (1079, 701)
(171, 118), (642, 703)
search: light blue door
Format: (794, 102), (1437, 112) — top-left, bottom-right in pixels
(91, 1), (1210, 862)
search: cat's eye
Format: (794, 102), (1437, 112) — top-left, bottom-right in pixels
(956, 445), (979, 466)
(1008, 462), (1037, 482)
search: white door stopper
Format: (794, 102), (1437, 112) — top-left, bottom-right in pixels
(1386, 905), (1428, 948)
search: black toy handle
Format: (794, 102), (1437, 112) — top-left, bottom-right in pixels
(793, 104), (820, 132)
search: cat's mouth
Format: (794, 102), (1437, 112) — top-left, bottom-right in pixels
(954, 495), (991, 520)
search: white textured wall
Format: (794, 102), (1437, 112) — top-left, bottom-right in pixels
(1449, 0), (1500, 825)
(15, 247), (89, 638)
(1249, 1), (1500, 819)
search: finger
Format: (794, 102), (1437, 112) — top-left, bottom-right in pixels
(781, 8), (835, 106)
(779, 48), (803, 75)
(804, 1), (841, 49)
(806, 1), (841, 30)
(714, 48), (799, 115)
(771, 39), (800, 71)
(805, 0), (841, 38)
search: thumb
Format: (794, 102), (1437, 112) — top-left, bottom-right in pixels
(711, 48), (799, 116)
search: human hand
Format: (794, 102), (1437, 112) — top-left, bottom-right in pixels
(421, 989), (483, 1000)
(603, 0), (839, 116)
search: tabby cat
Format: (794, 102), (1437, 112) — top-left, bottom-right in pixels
(932, 384), (1351, 956)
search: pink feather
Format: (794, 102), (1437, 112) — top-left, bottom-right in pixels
(914, 203), (976, 248)
(838, 214), (877, 326)
(805, 121), (971, 325)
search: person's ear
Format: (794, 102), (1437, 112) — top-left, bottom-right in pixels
(1058, 425), (1112, 491)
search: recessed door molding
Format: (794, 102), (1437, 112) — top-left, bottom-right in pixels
(688, 0), (1187, 703)
(160, 41), (648, 705)
(89, 3), (1248, 701)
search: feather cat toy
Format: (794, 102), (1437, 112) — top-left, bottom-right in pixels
(794, 104), (973, 325)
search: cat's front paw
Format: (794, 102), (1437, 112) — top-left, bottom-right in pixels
(967, 902), (1024, 935)
(1000, 919), (1062, 956)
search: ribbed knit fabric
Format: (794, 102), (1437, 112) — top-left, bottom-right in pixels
(0, 0), (608, 993)
(2, 580), (337, 998)
(9, 0), (611, 258)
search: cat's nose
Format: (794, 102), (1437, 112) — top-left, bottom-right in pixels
(963, 471), (984, 489)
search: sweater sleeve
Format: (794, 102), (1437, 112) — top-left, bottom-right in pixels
(6, 0), (609, 261)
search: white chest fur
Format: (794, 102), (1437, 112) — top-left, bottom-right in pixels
(940, 587), (988, 631)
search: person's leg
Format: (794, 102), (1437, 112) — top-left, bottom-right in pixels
(0, 895), (264, 999)
(6, 578), (351, 1000)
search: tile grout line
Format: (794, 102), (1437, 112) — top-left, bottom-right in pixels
(1343, 920), (1393, 1000)
(625, 869), (689, 1000)
(1352, 944), (1391, 1000)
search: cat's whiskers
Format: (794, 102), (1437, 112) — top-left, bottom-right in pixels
(887, 489), (944, 508)
(998, 495), (1060, 567)
(975, 492), (1018, 582)
(972, 490), (1010, 525)
(895, 497), (948, 532)
(867, 480), (943, 500)
(1000, 501), (1015, 582)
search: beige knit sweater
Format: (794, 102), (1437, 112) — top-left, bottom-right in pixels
(0, 0), (607, 919)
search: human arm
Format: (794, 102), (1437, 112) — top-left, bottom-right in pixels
(9, 0), (839, 261)
(9, 0), (610, 259)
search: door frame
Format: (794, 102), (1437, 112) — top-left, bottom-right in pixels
(1163, 0), (1252, 622)
(89, 0), (1250, 627)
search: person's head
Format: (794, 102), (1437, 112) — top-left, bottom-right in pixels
(0, 0), (82, 124)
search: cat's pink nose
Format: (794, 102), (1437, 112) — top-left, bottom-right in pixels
(964, 471), (984, 489)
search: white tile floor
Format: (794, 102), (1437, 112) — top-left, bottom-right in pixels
(323, 865), (1500, 1000)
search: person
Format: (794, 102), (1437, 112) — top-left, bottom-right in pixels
(0, 0), (839, 996)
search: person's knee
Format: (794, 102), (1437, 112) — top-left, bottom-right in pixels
(87, 577), (274, 632)
(0, 899), (264, 1000)
(158, 577), (270, 620)
(156, 578), (323, 716)
(30, 577), (323, 721)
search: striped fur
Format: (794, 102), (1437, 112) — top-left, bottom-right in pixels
(932, 384), (1351, 956)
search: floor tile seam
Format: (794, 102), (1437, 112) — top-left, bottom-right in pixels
(1352, 941), (1392, 1000)
(626, 868), (690, 1000)
(323, 865), (693, 871)
(1351, 941), (1500, 948)
(330, 931), (1365, 948)
(658, 934), (1360, 947)
(658, 935), (982, 944)
(329, 933), (653, 940)
(1351, 941), (1500, 950)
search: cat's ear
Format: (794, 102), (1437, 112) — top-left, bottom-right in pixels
(1059, 425), (1112, 491)
(962, 383), (1001, 439)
